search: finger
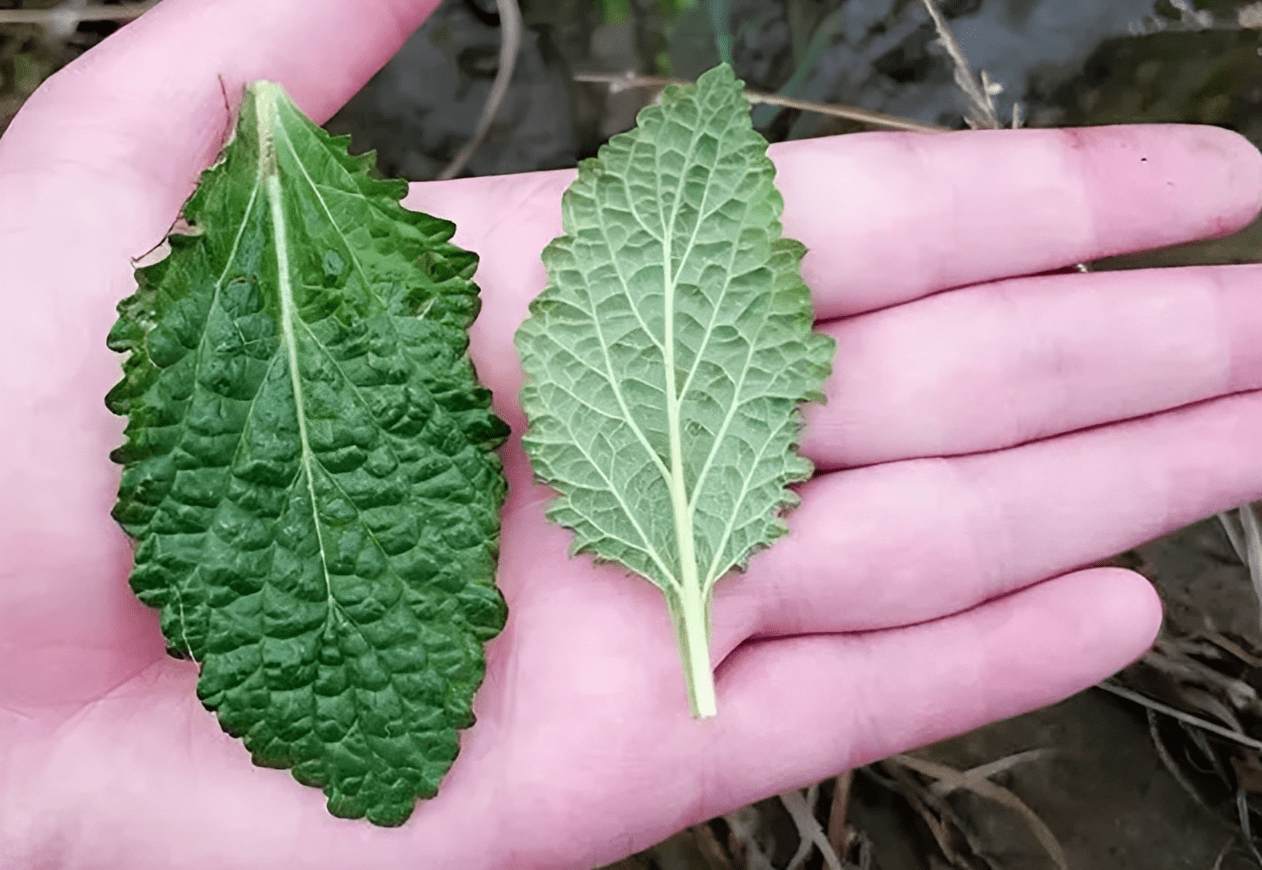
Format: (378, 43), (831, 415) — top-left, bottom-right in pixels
(703, 568), (1159, 814)
(711, 388), (1261, 648)
(4, 0), (438, 249)
(802, 263), (1262, 468)
(783, 124), (1262, 318)
(409, 124), (1262, 357)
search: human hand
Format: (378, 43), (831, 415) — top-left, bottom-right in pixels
(3, 1), (1260, 868)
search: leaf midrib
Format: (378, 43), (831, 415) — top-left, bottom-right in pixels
(257, 86), (337, 618)
(641, 89), (747, 597)
(654, 103), (708, 610)
(259, 88), (456, 644)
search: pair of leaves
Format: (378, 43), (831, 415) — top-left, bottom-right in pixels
(107, 82), (508, 826)
(107, 63), (830, 824)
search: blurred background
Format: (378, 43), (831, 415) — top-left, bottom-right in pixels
(8, 0), (1262, 866)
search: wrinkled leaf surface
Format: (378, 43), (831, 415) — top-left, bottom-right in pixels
(107, 81), (509, 826)
(516, 64), (833, 717)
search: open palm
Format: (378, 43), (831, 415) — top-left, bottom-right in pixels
(4, 1), (1262, 868)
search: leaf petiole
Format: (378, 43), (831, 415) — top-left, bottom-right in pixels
(672, 579), (718, 719)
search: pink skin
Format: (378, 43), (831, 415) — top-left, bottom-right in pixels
(0, 0), (1258, 866)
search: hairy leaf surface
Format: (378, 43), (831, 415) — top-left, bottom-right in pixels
(107, 81), (509, 826)
(515, 64), (834, 717)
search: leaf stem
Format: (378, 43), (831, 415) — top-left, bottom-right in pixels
(675, 576), (717, 719)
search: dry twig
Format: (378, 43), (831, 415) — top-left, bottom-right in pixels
(0, 1), (155, 29)
(916, 0), (1002, 130)
(1144, 708), (1220, 818)
(1203, 631), (1262, 670)
(871, 760), (993, 867)
(780, 786), (844, 870)
(722, 806), (777, 870)
(437, 0), (522, 179)
(1237, 787), (1262, 866)
(1211, 836), (1235, 870)
(691, 823), (734, 870)
(574, 71), (946, 134)
(1097, 680), (1262, 752)
(826, 770), (853, 857)
(926, 748), (1053, 799)
(1217, 503), (1262, 629)
(891, 753), (1068, 870)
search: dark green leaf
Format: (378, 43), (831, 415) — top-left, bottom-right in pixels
(107, 81), (509, 826)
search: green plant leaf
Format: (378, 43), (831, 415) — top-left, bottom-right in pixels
(106, 81), (509, 826)
(515, 63), (833, 718)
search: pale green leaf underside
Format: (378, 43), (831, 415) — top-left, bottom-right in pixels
(107, 82), (508, 825)
(516, 64), (834, 715)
